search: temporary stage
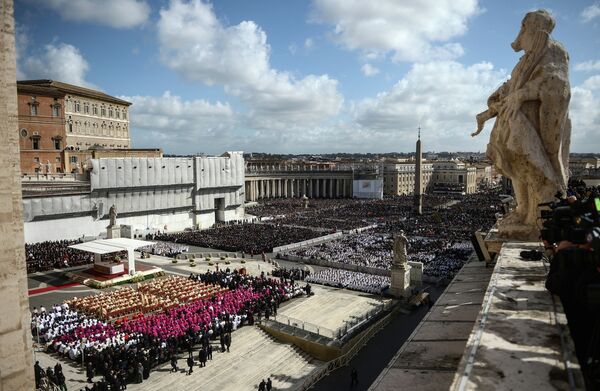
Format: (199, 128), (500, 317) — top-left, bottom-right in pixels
(69, 238), (154, 275)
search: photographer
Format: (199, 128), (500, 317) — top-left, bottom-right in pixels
(542, 188), (600, 389)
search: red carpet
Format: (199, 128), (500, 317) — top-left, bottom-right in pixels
(29, 282), (80, 296)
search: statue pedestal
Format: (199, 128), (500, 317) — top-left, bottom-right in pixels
(390, 264), (411, 298)
(107, 225), (121, 239)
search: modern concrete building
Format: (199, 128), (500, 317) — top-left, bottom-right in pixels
(22, 152), (246, 242)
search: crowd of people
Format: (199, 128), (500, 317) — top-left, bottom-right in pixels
(306, 269), (390, 294)
(26, 239), (93, 273)
(276, 192), (501, 286)
(34, 269), (304, 390)
(153, 223), (326, 253)
(139, 242), (189, 258)
(271, 267), (310, 281)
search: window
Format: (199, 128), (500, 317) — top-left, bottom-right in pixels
(84, 103), (89, 114)
(122, 110), (127, 119)
(32, 138), (40, 150)
(116, 110), (120, 119)
(52, 104), (60, 117)
(101, 107), (106, 117)
(109, 107), (113, 118)
(34, 157), (39, 163)
(54, 138), (61, 150)
(70, 156), (78, 164)
(30, 103), (38, 116)
(20, 128), (28, 138)
(75, 101), (81, 112)
(93, 105), (98, 115)
(55, 157), (61, 163)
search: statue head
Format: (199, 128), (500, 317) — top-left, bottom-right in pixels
(511, 9), (555, 53)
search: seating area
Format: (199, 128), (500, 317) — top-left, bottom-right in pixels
(34, 269), (304, 390)
(277, 284), (391, 334)
(306, 268), (390, 294)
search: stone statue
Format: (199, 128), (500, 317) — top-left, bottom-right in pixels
(472, 9), (571, 240)
(393, 231), (408, 267)
(108, 204), (117, 227)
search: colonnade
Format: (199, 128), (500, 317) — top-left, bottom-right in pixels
(244, 178), (353, 201)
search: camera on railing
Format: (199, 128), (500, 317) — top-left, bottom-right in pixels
(539, 191), (600, 252)
(541, 188), (600, 387)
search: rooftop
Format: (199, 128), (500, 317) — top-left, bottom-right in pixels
(17, 79), (131, 106)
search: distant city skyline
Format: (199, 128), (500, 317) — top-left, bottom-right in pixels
(15, 0), (600, 154)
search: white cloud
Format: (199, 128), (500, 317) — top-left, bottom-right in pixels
(571, 79), (600, 152)
(157, 0), (343, 131)
(304, 38), (314, 49)
(22, 43), (93, 87)
(38, 0), (150, 28)
(311, 0), (479, 62)
(120, 92), (238, 153)
(352, 61), (506, 151)
(581, 3), (600, 23)
(361, 63), (380, 77)
(574, 60), (600, 72)
(15, 24), (29, 80)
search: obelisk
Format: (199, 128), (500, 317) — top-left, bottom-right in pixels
(414, 127), (423, 215)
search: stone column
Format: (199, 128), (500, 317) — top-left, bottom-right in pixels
(283, 179), (288, 197)
(315, 179), (320, 198)
(0, 1), (35, 389)
(308, 179), (313, 198)
(329, 178), (334, 199)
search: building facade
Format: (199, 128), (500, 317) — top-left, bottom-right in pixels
(17, 84), (66, 173)
(431, 160), (477, 195)
(16, 80), (146, 175)
(22, 152), (245, 243)
(383, 162), (433, 196)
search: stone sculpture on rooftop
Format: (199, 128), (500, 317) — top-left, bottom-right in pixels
(472, 9), (571, 240)
(393, 231), (408, 267)
(108, 204), (118, 227)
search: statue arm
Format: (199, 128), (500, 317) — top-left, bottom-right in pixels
(472, 81), (509, 137)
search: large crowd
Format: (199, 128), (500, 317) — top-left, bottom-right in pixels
(279, 192), (501, 286)
(26, 239), (93, 274)
(154, 223), (326, 254)
(306, 269), (390, 294)
(139, 242), (189, 258)
(32, 270), (303, 390)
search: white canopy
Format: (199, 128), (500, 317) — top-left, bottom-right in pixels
(69, 238), (154, 275)
(69, 238), (154, 254)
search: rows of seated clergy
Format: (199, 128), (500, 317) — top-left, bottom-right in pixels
(138, 276), (228, 304)
(65, 287), (164, 320)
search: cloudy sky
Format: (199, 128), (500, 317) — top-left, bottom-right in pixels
(15, 0), (600, 154)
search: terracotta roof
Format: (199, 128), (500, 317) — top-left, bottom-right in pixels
(17, 80), (131, 106)
(17, 84), (64, 97)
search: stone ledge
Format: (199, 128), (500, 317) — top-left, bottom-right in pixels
(450, 242), (585, 390)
